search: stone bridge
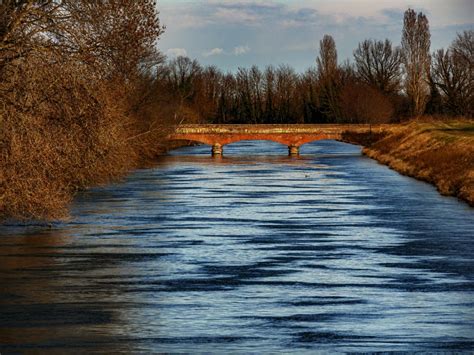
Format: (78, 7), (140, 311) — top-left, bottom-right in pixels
(168, 124), (386, 156)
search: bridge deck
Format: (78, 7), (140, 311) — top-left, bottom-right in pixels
(174, 124), (388, 134)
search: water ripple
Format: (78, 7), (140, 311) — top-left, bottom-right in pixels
(1, 140), (473, 352)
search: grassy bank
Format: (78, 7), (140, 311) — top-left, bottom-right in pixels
(345, 119), (474, 206)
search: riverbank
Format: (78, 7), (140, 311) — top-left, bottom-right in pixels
(344, 119), (474, 206)
(0, 127), (178, 223)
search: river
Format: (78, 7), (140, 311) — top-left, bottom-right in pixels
(1, 140), (473, 353)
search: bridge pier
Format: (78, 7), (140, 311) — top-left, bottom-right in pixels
(288, 145), (299, 156)
(212, 143), (223, 156)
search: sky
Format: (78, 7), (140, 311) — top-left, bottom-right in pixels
(156, 0), (473, 72)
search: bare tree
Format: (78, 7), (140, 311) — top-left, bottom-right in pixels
(299, 67), (320, 123)
(401, 8), (431, 116)
(450, 30), (473, 116)
(194, 65), (222, 120)
(235, 67), (253, 122)
(0, 1), (59, 65)
(215, 72), (236, 123)
(263, 66), (276, 122)
(432, 31), (473, 117)
(432, 49), (465, 115)
(249, 65), (264, 123)
(316, 34), (343, 122)
(167, 56), (202, 96)
(317, 34), (338, 79)
(353, 39), (402, 95)
(452, 30), (474, 69)
(274, 65), (298, 123)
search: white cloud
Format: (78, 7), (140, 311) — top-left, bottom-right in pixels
(233, 45), (250, 55)
(214, 8), (259, 24)
(203, 47), (224, 57)
(166, 48), (188, 57)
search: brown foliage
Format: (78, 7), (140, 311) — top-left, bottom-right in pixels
(1, 58), (133, 220)
(0, 0), (172, 222)
(340, 82), (394, 124)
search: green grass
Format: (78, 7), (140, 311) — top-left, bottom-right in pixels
(421, 121), (474, 139)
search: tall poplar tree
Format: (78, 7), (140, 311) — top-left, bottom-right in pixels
(316, 34), (341, 122)
(401, 8), (431, 116)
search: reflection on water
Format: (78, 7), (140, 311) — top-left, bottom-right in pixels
(1, 140), (473, 352)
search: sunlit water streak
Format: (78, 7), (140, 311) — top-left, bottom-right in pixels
(1, 140), (473, 353)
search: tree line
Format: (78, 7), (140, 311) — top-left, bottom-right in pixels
(160, 9), (472, 124)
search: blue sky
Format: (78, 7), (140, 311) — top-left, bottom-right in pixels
(157, 0), (473, 72)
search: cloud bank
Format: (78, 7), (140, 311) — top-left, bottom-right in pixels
(158, 0), (474, 71)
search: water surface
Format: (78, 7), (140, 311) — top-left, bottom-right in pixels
(1, 140), (473, 352)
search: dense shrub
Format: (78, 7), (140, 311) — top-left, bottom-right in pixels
(0, 0), (172, 221)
